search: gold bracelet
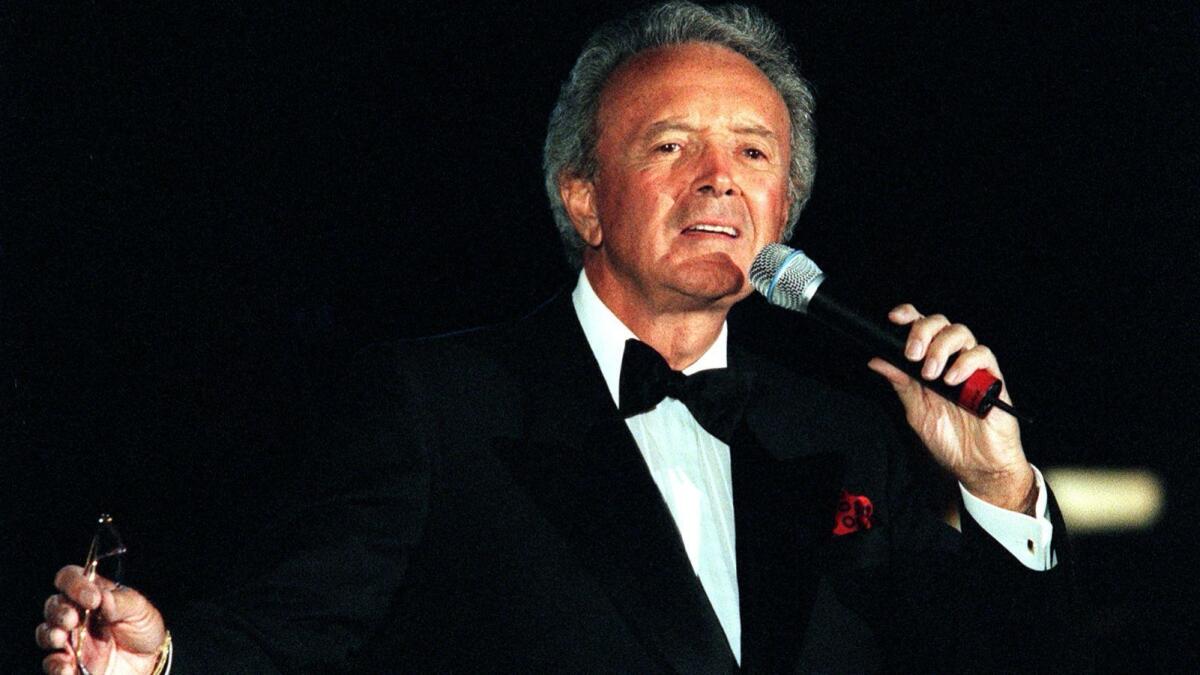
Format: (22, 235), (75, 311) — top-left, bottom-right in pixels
(149, 631), (172, 675)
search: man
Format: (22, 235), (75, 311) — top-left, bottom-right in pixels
(38, 3), (1079, 672)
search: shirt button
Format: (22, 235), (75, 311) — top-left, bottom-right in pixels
(1026, 539), (1035, 553)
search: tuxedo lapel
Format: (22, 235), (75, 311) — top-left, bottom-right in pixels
(491, 293), (736, 673)
(731, 425), (842, 672)
(730, 345), (846, 672)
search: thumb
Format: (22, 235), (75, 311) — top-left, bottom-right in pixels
(98, 586), (166, 655)
(867, 357), (924, 409)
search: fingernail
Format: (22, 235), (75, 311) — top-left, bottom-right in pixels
(906, 341), (922, 360)
(923, 359), (939, 379)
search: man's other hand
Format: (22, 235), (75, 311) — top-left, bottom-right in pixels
(36, 565), (166, 675)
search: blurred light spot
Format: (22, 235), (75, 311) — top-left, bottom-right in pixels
(1044, 467), (1164, 533)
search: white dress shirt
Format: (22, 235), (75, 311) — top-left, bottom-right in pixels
(571, 270), (1056, 664)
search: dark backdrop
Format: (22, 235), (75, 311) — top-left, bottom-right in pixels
(5, 2), (1198, 670)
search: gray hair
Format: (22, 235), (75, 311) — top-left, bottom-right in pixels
(543, 1), (816, 268)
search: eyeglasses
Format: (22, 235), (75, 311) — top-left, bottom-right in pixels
(70, 514), (127, 675)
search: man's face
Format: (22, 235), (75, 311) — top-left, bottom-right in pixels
(565, 42), (793, 314)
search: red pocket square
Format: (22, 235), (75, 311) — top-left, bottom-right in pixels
(833, 489), (874, 535)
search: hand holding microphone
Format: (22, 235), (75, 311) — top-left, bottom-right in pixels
(750, 243), (1036, 512)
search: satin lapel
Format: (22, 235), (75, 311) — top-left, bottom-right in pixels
(491, 292), (736, 674)
(730, 345), (845, 672)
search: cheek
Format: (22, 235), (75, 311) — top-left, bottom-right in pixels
(631, 167), (683, 207)
(596, 192), (677, 258)
(750, 179), (791, 235)
(607, 176), (680, 233)
(598, 166), (673, 218)
(756, 173), (789, 209)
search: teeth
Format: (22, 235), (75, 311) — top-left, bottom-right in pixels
(686, 224), (737, 236)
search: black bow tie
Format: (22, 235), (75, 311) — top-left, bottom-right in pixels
(617, 339), (753, 444)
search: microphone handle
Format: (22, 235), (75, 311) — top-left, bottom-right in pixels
(806, 280), (1003, 418)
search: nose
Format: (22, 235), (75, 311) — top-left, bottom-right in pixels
(692, 145), (739, 197)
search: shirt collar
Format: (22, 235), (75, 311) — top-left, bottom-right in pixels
(571, 269), (729, 408)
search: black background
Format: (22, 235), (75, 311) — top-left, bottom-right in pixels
(4, 2), (1198, 670)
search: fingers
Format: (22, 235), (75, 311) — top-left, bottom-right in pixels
(866, 357), (910, 389)
(37, 593), (83, 668)
(919, 322), (976, 380)
(39, 591), (83, 655)
(52, 564), (131, 621)
(34, 620), (71, 651)
(42, 565), (123, 661)
(43, 651), (78, 675)
(943, 344), (1000, 387)
(54, 565), (100, 611)
(890, 306), (951, 366)
(101, 584), (148, 624)
(43, 594), (80, 631)
(890, 304), (984, 382)
(887, 303), (921, 325)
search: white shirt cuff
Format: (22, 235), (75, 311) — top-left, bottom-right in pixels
(959, 464), (1057, 571)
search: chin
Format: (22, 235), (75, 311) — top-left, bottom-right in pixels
(670, 253), (749, 303)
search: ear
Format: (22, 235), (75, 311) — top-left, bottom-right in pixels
(559, 175), (603, 248)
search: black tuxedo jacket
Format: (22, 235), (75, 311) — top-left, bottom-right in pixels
(173, 291), (1082, 673)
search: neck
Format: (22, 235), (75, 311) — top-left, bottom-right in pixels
(584, 264), (730, 371)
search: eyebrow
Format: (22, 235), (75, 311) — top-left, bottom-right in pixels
(641, 119), (699, 139)
(640, 119), (779, 142)
(730, 124), (778, 140)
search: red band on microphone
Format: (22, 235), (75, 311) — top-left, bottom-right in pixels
(958, 369), (999, 415)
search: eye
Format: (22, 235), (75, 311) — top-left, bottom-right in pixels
(655, 142), (681, 154)
(743, 147), (767, 160)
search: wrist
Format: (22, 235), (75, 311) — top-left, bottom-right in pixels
(962, 463), (1037, 515)
(149, 631), (172, 675)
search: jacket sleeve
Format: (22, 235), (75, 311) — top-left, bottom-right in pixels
(168, 343), (434, 673)
(877, 416), (1092, 672)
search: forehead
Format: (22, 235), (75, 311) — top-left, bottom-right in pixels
(596, 42), (789, 143)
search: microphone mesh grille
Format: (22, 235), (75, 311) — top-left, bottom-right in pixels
(749, 243), (824, 312)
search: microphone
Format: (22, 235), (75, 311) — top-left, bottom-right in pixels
(749, 243), (1031, 422)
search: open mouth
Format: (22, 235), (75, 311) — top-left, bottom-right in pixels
(682, 224), (739, 238)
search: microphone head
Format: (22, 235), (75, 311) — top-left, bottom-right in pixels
(750, 243), (825, 313)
